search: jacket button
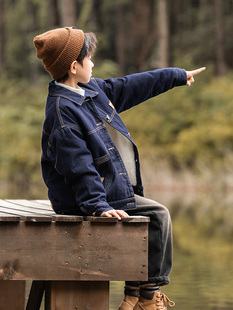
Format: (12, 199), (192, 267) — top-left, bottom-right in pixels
(106, 114), (110, 121)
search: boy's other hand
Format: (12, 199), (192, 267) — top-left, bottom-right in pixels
(101, 209), (129, 220)
(186, 67), (206, 87)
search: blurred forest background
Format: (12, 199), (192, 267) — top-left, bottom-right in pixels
(0, 0), (233, 199)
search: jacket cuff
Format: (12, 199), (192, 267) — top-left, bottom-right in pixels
(174, 68), (187, 86)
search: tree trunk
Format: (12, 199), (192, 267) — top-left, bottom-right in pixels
(157, 0), (169, 68)
(215, 0), (226, 75)
(0, 0), (5, 69)
(115, 3), (126, 76)
(26, 0), (40, 83)
(48, 0), (60, 27)
(91, 0), (102, 30)
(169, 0), (184, 66)
(59, 0), (76, 27)
(130, 0), (157, 72)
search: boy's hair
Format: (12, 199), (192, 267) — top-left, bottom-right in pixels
(57, 32), (97, 83)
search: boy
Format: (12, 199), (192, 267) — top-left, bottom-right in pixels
(33, 27), (205, 310)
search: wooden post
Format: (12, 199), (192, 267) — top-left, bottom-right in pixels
(26, 281), (48, 310)
(45, 281), (109, 310)
(0, 280), (25, 310)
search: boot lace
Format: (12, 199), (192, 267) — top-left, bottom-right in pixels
(155, 291), (175, 310)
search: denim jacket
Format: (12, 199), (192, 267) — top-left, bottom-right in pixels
(41, 68), (187, 216)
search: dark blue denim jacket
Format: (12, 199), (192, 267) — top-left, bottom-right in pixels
(41, 68), (187, 216)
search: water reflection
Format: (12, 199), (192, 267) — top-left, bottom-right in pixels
(110, 190), (233, 310)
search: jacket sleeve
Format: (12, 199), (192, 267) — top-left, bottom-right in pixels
(94, 68), (187, 113)
(50, 125), (114, 216)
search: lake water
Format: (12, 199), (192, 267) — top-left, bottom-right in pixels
(109, 189), (233, 310)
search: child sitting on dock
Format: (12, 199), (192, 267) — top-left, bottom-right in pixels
(33, 26), (205, 310)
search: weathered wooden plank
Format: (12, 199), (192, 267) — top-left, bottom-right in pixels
(6, 199), (54, 212)
(0, 206), (53, 222)
(0, 211), (20, 222)
(34, 200), (51, 206)
(1, 200), (54, 214)
(122, 216), (150, 223)
(0, 199), (54, 222)
(0, 221), (148, 281)
(52, 214), (83, 222)
(22, 215), (51, 223)
(33, 200), (55, 212)
(84, 216), (150, 223)
(0, 202), (82, 223)
(45, 281), (109, 310)
(0, 280), (25, 310)
(84, 216), (118, 223)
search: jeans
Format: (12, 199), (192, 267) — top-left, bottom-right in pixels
(126, 194), (173, 287)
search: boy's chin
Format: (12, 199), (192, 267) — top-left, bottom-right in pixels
(81, 78), (91, 84)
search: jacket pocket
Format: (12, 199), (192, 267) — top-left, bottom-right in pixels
(93, 154), (114, 193)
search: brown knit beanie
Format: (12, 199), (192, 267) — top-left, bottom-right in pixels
(33, 27), (84, 80)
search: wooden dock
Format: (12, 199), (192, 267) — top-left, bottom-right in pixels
(0, 199), (149, 309)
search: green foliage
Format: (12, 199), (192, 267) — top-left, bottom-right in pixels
(5, 1), (29, 77)
(92, 60), (118, 79)
(0, 77), (48, 198)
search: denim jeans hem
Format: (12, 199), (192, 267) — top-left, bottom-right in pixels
(126, 276), (170, 288)
(140, 276), (170, 286)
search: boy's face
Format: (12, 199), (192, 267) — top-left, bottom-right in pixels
(75, 56), (94, 84)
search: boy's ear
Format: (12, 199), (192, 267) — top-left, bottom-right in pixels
(70, 60), (77, 74)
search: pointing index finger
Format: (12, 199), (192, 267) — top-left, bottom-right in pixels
(190, 67), (206, 76)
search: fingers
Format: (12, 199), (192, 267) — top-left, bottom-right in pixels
(101, 209), (129, 220)
(186, 67), (206, 87)
(189, 67), (206, 76)
(101, 211), (112, 218)
(186, 76), (194, 87)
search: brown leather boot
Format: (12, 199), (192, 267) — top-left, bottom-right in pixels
(118, 295), (139, 310)
(137, 290), (175, 310)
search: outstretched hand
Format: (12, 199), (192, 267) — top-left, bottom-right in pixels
(186, 67), (206, 87)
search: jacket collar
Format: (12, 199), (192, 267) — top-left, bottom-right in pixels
(48, 80), (98, 106)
